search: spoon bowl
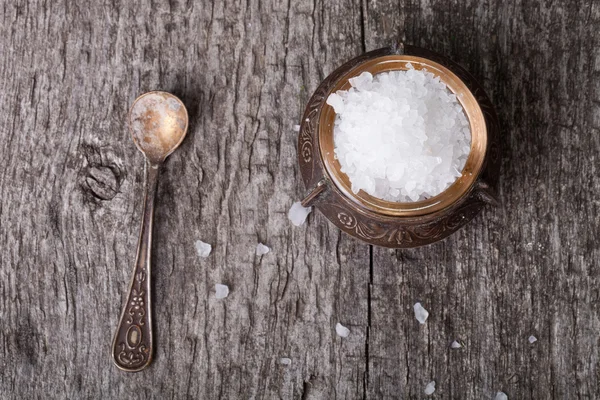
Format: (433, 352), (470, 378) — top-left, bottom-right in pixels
(129, 91), (188, 163)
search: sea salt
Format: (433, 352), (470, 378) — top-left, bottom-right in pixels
(293, 124), (301, 132)
(413, 302), (429, 324)
(529, 335), (538, 343)
(280, 357), (292, 366)
(424, 381), (436, 395)
(256, 243), (270, 255)
(288, 201), (312, 226)
(451, 340), (462, 349)
(195, 240), (212, 258)
(495, 391), (508, 400)
(327, 68), (471, 202)
(335, 322), (350, 338)
(215, 284), (229, 299)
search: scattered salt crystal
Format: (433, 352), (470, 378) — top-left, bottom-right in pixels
(451, 340), (462, 349)
(424, 381), (436, 395)
(293, 124), (301, 132)
(288, 201), (312, 226)
(413, 302), (429, 324)
(328, 67), (471, 202)
(529, 335), (537, 343)
(256, 243), (270, 256)
(335, 322), (350, 338)
(305, 118), (310, 122)
(280, 357), (292, 365)
(214, 284), (229, 299)
(495, 392), (508, 400)
(195, 240), (212, 258)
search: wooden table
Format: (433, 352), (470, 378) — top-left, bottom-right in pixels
(1, 0), (598, 398)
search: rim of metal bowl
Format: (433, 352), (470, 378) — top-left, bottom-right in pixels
(317, 55), (487, 218)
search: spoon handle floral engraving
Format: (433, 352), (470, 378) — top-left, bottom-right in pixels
(112, 161), (161, 372)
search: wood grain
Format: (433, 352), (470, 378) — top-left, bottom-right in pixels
(0, 0), (599, 399)
(365, 0), (600, 398)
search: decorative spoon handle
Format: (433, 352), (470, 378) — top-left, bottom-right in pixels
(112, 161), (161, 372)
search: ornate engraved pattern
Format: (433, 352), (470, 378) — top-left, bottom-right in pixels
(324, 196), (485, 247)
(115, 266), (150, 368)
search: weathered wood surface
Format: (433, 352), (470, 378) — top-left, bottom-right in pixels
(0, 0), (599, 398)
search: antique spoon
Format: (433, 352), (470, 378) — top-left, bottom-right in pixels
(112, 91), (188, 372)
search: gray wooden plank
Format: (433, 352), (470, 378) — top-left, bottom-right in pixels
(0, 0), (371, 398)
(364, 0), (600, 398)
(2, 0), (600, 398)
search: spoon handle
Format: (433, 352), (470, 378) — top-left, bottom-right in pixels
(112, 161), (161, 372)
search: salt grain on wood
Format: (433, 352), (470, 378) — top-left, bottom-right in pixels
(327, 68), (471, 202)
(195, 240), (212, 258)
(495, 391), (508, 400)
(529, 335), (538, 343)
(288, 201), (312, 226)
(335, 322), (350, 338)
(280, 357), (292, 366)
(424, 381), (436, 395)
(451, 340), (462, 349)
(215, 284), (229, 299)
(293, 124), (301, 132)
(256, 243), (270, 255)
(414, 302), (429, 324)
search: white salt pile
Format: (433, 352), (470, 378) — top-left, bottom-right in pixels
(280, 357), (292, 366)
(413, 302), (429, 324)
(195, 240), (212, 258)
(214, 284), (229, 299)
(327, 67), (471, 202)
(424, 381), (436, 395)
(451, 340), (462, 349)
(528, 335), (538, 343)
(256, 243), (270, 256)
(495, 391), (508, 400)
(288, 202), (312, 226)
(335, 322), (350, 338)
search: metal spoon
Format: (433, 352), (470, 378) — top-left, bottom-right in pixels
(112, 91), (188, 372)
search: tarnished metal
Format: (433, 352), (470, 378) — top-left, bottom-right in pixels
(301, 178), (328, 208)
(112, 91), (188, 372)
(297, 45), (500, 248)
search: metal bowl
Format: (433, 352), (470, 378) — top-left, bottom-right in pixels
(297, 44), (500, 248)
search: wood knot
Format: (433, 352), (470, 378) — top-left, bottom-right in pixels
(84, 165), (121, 200)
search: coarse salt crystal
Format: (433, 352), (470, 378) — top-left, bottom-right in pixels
(280, 357), (292, 365)
(414, 302), (429, 324)
(195, 240), (212, 258)
(256, 242), (270, 255)
(451, 340), (462, 349)
(288, 201), (312, 226)
(326, 92), (345, 113)
(495, 392), (508, 400)
(293, 124), (301, 132)
(328, 68), (471, 202)
(424, 381), (436, 395)
(215, 284), (229, 299)
(335, 322), (350, 338)
(529, 335), (537, 343)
